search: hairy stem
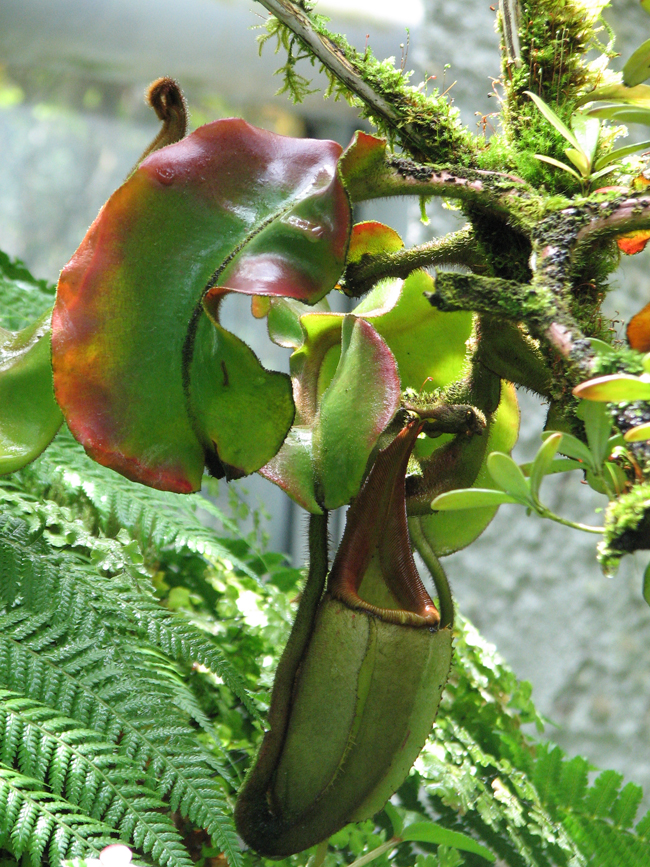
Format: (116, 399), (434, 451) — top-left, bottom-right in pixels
(254, 0), (473, 163)
(343, 227), (487, 297)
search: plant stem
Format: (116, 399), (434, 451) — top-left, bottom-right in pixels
(347, 838), (400, 867)
(255, 0), (433, 157)
(343, 226), (487, 297)
(537, 507), (603, 534)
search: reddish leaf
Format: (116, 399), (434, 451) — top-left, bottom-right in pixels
(628, 301), (650, 351)
(617, 230), (650, 255)
(53, 119), (351, 492)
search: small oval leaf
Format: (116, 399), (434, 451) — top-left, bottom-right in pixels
(487, 452), (532, 503)
(431, 488), (521, 510)
(530, 432), (562, 501)
(542, 430), (593, 466)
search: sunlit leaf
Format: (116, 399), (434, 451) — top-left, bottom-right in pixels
(587, 105), (650, 126)
(624, 38), (650, 87)
(401, 821), (495, 860)
(526, 92), (580, 148)
(617, 231), (650, 256)
(578, 82), (650, 108)
(431, 488), (521, 510)
(570, 113), (600, 165)
(627, 301), (650, 350)
(360, 271), (472, 392)
(0, 311), (63, 474)
(573, 374), (650, 402)
(346, 221), (403, 263)
(624, 422), (650, 441)
(52, 119), (351, 492)
(487, 452), (532, 503)
(529, 432), (562, 501)
(564, 147), (590, 177)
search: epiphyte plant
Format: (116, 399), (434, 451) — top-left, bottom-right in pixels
(4, 0), (650, 864)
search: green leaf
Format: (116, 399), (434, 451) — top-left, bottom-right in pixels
(577, 400), (613, 466)
(314, 316), (400, 509)
(362, 270), (473, 392)
(431, 488), (521, 510)
(542, 430), (594, 467)
(262, 316), (400, 511)
(520, 457), (583, 477)
(643, 561), (650, 606)
(564, 147), (591, 177)
(487, 452), (532, 503)
(587, 104), (650, 125)
(0, 312), (63, 474)
(595, 139), (650, 170)
(624, 38), (650, 87)
(382, 802), (403, 838)
(573, 374), (650, 402)
(588, 164), (623, 183)
(579, 82), (650, 108)
(401, 821), (495, 861)
(52, 119), (351, 492)
(525, 91), (580, 148)
(589, 338), (616, 355)
(603, 461), (628, 496)
(570, 113), (601, 165)
(529, 432), (562, 501)
(532, 154), (583, 181)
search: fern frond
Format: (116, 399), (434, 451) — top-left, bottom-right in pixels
(12, 426), (261, 581)
(0, 516), (246, 867)
(0, 764), (113, 863)
(0, 690), (194, 867)
(0, 251), (55, 332)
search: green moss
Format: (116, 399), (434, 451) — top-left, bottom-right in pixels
(591, 348), (646, 377)
(501, 0), (612, 190)
(598, 482), (650, 572)
(258, 13), (479, 164)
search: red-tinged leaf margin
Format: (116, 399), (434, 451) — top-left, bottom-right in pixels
(52, 119), (351, 492)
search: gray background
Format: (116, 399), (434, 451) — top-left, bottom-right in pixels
(1, 0), (650, 811)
